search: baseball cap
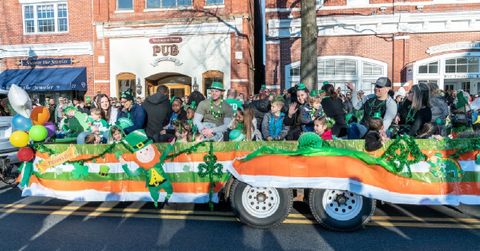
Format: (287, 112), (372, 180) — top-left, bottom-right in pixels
(374, 77), (392, 88)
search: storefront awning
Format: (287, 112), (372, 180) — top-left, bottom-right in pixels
(0, 67), (87, 92)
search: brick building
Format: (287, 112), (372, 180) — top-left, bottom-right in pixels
(0, 0), (255, 101)
(0, 0), (94, 102)
(265, 0), (480, 95)
(92, 0), (255, 98)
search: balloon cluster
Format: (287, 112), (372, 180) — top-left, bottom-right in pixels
(8, 85), (56, 151)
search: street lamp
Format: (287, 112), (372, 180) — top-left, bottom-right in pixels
(193, 77), (199, 92)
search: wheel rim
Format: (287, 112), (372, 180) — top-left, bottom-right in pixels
(241, 185), (281, 218)
(322, 190), (363, 221)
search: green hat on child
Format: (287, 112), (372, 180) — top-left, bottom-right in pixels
(272, 95), (285, 104)
(372, 112), (382, 119)
(63, 105), (77, 113)
(122, 129), (153, 152)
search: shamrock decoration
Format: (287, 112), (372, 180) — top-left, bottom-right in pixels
(381, 135), (426, 177)
(72, 162), (89, 179)
(198, 142), (224, 210)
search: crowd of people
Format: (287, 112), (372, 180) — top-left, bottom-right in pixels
(4, 77), (479, 151)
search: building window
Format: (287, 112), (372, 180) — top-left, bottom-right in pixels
(23, 3), (68, 34)
(363, 62), (384, 76)
(286, 57), (386, 94)
(117, 73), (136, 98)
(418, 61), (439, 74)
(117, 0), (133, 10)
(318, 59), (357, 76)
(146, 0), (192, 8)
(206, 0), (224, 5)
(445, 57), (479, 73)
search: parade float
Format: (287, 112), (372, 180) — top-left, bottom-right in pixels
(5, 85), (480, 231)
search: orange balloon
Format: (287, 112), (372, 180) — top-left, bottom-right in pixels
(30, 106), (50, 125)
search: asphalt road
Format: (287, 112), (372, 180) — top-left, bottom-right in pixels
(1, 182), (479, 251)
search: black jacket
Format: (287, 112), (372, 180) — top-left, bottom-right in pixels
(142, 93), (172, 139)
(322, 97), (347, 137)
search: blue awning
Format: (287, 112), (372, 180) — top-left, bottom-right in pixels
(0, 67), (87, 92)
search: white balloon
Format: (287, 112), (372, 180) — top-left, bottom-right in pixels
(8, 84), (32, 118)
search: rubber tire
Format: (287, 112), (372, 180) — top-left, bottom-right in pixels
(309, 189), (376, 232)
(230, 179), (293, 229)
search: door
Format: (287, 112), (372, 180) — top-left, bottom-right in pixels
(164, 83), (191, 98)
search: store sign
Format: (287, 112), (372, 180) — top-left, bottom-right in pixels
(427, 41), (480, 55)
(444, 73), (480, 79)
(18, 58), (76, 67)
(150, 36), (183, 66)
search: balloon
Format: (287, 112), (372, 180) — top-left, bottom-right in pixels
(44, 122), (56, 137)
(29, 125), (48, 142)
(17, 147), (35, 162)
(12, 114), (32, 131)
(9, 130), (30, 147)
(30, 106), (50, 125)
(8, 84), (32, 118)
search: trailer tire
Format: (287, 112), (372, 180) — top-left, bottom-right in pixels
(230, 179), (293, 229)
(309, 189), (375, 232)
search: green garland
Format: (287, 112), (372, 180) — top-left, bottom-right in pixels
(166, 142), (206, 160)
(197, 142), (223, 211)
(381, 135), (426, 177)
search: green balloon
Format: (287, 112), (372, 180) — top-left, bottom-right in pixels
(29, 125), (48, 142)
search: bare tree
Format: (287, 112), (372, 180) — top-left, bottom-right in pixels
(300, 0), (318, 91)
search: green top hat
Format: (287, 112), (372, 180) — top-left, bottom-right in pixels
(310, 89), (319, 97)
(296, 83), (307, 91)
(209, 81), (225, 91)
(120, 90), (134, 101)
(322, 81), (329, 85)
(63, 105), (77, 113)
(229, 129), (245, 142)
(260, 85), (267, 91)
(372, 112), (382, 119)
(122, 129), (153, 152)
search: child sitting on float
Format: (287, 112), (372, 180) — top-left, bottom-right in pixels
(313, 115), (334, 141)
(261, 95), (289, 141)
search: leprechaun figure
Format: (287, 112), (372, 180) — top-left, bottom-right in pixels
(120, 129), (174, 206)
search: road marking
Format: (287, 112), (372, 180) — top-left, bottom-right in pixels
(1, 204), (479, 229)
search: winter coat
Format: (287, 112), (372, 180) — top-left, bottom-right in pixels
(118, 103), (147, 134)
(262, 112), (289, 140)
(142, 93), (172, 139)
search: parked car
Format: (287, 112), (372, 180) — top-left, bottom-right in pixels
(0, 89), (19, 185)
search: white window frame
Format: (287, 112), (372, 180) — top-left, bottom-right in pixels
(22, 1), (68, 35)
(144, 0), (193, 10)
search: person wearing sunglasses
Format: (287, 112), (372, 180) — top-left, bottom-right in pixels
(346, 77), (397, 138)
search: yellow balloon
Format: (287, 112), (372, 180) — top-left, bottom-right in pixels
(9, 130), (30, 148)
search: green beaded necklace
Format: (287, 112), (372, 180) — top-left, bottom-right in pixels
(210, 99), (224, 119)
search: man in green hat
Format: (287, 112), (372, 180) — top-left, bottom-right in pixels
(120, 129), (174, 207)
(193, 81), (233, 141)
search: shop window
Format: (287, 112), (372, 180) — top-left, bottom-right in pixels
(462, 81), (471, 94)
(23, 2), (68, 34)
(418, 61), (438, 74)
(117, 73), (136, 97)
(318, 59), (357, 76)
(202, 71), (224, 96)
(363, 62), (384, 75)
(117, 0), (133, 10)
(206, 0), (224, 5)
(146, 0), (192, 8)
(445, 57), (479, 73)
